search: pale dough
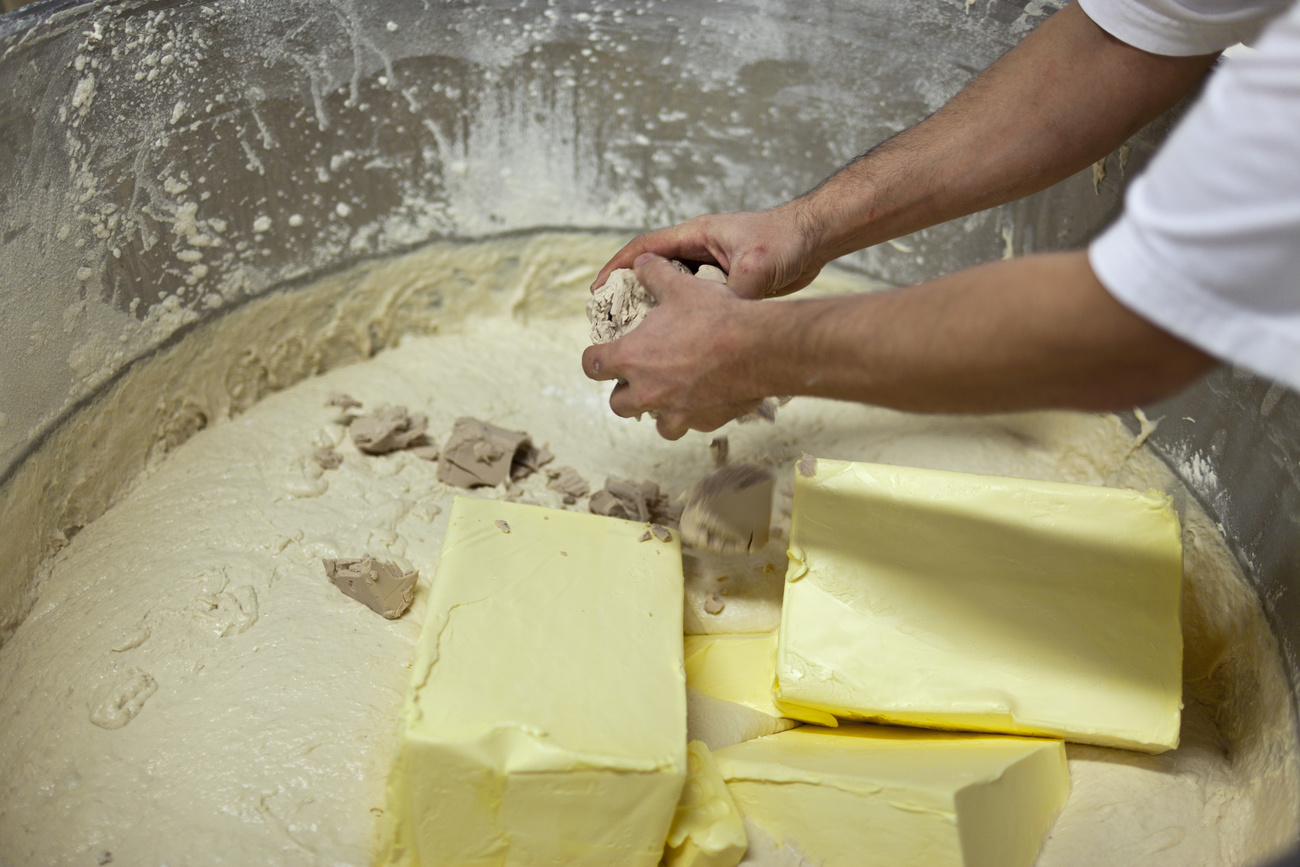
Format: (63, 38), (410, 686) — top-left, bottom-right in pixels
(0, 235), (1296, 866)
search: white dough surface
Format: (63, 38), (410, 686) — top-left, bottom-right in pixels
(0, 235), (1296, 866)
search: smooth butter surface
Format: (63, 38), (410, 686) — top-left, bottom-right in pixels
(715, 725), (1069, 867)
(684, 633), (801, 749)
(775, 458), (1183, 752)
(380, 498), (686, 866)
(664, 741), (747, 867)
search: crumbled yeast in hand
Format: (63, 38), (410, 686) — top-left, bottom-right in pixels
(588, 264), (787, 423)
(586, 262), (689, 344)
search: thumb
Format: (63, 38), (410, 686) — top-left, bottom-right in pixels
(633, 253), (691, 305)
(719, 250), (779, 300)
(721, 265), (772, 300)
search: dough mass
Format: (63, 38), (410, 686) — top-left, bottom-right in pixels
(0, 234), (1295, 866)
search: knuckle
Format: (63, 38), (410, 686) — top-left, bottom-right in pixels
(630, 383), (654, 408)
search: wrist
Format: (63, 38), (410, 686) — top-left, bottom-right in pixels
(792, 159), (898, 263)
(777, 197), (831, 270)
(725, 296), (802, 401)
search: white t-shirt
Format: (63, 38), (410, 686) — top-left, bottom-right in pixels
(1081, 0), (1300, 390)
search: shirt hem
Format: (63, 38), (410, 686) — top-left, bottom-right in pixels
(1089, 223), (1300, 393)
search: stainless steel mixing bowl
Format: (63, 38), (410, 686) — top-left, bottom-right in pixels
(1, 0), (1296, 862)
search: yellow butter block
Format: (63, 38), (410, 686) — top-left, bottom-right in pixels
(684, 633), (801, 749)
(379, 498), (687, 867)
(715, 725), (1069, 867)
(775, 458), (1183, 752)
(663, 741), (748, 867)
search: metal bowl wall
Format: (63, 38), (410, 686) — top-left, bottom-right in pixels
(0, 0), (1296, 860)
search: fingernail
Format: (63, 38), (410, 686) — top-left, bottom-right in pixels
(634, 253), (654, 268)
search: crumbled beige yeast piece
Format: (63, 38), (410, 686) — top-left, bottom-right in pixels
(323, 556), (417, 619)
(546, 465), (590, 499)
(694, 264), (728, 284)
(709, 436), (729, 469)
(586, 262), (690, 344)
(680, 464), (774, 554)
(325, 392), (362, 410)
(589, 477), (681, 526)
(350, 406), (429, 455)
(437, 417), (540, 488)
(409, 444), (439, 461)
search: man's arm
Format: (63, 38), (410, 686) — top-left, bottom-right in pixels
(592, 3), (1219, 300)
(800, 2), (1219, 261)
(583, 252), (1216, 440)
(582, 3), (1225, 438)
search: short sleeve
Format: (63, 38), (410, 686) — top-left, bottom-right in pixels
(1088, 3), (1300, 390)
(1078, 0), (1291, 55)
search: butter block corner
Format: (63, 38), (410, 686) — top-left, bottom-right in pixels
(775, 458), (1183, 752)
(663, 740), (747, 867)
(715, 725), (1069, 867)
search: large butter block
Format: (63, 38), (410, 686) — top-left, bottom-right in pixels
(715, 725), (1069, 867)
(775, 458), (1183, 752)
(663, 741), (748, 867)
(684, 633), (800, 750)
(380, 498), (687, 866)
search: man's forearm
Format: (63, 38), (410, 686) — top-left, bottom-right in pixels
(741, 251), (1216, 413)
(793, 4), (1219, 262)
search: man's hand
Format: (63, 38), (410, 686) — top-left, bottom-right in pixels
(583, 251), (1217, 433)
(581, 3), (1224, 438)
(582, 253), (767, 440)
(593, 6), (1218, 309)
(591, 206), (825, 302)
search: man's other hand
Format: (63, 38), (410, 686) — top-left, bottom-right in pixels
(590, 206), (824, 302)
(582, 253), (766, 440)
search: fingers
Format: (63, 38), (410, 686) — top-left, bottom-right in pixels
(720, 250), (773, 300)
(632, 253), (696, 305)
(656, 414), (689, 441)
(654, 406), (746, 441)
(603, 375), (762, 440)
(586, 349), (648, 421)
(581, 344), (622, 382)
(608, 381), (642, 419)
(590, 219), (721, 291)
(604, 376), (692, 434)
